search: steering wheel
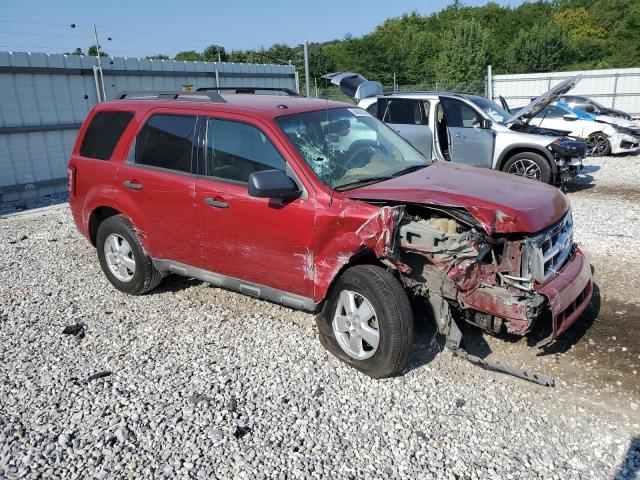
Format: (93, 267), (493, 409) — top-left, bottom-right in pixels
(344, 140), (386, 170)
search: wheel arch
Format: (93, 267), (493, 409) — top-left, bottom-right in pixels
(88, 206), (123, 247)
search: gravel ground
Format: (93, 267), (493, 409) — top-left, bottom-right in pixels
(1, 155), (639, 479)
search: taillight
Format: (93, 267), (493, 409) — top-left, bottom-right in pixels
(68, 165), (77, 197)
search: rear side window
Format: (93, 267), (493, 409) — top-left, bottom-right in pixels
(205, 118), (285, 183)
(378, 98), (425, 125)
(135, 114), (197, 173)
(79, 111), (133, 160)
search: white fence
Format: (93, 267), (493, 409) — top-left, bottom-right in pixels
(490, 67), (640, 117)
(0, 51), (298, 203)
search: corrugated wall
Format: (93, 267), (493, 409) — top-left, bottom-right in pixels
(492, 67), (640, 117)
(0, 51), (298, 203)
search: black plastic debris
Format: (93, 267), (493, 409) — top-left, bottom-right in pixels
(233, 426), (251, 439)
(87, 371), (112, 383)
(62, 323), (85, 338)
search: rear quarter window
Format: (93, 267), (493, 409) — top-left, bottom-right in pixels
(79, 111), (134, 160)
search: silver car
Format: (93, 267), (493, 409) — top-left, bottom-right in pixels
(324, 73), (586, 186)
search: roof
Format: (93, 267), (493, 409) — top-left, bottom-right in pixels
(100, 93), (350, 121)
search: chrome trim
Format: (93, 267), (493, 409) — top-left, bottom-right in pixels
(152, 259), (318, 312)
(523, 210), (574, 284)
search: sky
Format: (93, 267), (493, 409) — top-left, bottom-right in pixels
(0, 0), (526, 58)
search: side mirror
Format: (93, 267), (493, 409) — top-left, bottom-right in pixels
(563, 113), (579, 121)
(248, 169), (301, 200)
(585, 105), (596, 113)
(481, 118), (492, 129)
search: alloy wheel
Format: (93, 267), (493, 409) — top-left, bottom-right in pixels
(507, 158), (542, 181)
(586, 134), (609, 156)
(103, 233), (136, 282)
(332, 290), (380, 360)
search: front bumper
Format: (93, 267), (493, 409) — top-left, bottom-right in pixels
(461, 247), (592, 341)
(610, 132), (640, 154)
(536, 247), (593, 339)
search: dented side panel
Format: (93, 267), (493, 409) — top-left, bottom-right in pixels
(312, 197), (402, 301)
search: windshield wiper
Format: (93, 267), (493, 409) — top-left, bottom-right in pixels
(391, 164), (427, 177)
(334, 176), (390, 191)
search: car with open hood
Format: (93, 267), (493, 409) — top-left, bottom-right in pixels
(500, 98), (640, 156)
(68, 89), (592, 384)
(324, 73), (587, 186)
(560, 95), (635, 121)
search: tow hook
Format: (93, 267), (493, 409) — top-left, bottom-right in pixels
(445, 316), (556, 387)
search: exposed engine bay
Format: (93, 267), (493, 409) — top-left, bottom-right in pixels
(383, 204), (586, 386)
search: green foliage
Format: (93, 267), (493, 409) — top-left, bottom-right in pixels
(203, 45), (228, 62)
(505, 24), (570, 73)
(146, 54), (170, 60)
(160, 1), (639, 85)
(65, 48), (84, 56)
(174, 50), (203, 61)
(88, 45), (108, 57)
(435, 20), (489, 85)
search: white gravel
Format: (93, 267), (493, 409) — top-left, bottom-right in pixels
(0, 155), (639, 479)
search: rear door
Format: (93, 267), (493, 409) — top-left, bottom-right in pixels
(377, 97), (432, 157)
(115, 111), (201, 265)
(439, 97), (494, 168)
(194, 114), (315, 298)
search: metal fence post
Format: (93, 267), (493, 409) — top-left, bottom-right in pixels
(612, 73), (619, 108)
(487, 65), (493, 100)
(304, 41), (310, 98)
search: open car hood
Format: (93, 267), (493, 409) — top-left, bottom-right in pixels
(322, 72), (383, 101)
(344, 162), (569, 235)
(505, 75), (582, 125)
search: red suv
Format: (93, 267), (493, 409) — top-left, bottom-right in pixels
(68, 91), (593, 380)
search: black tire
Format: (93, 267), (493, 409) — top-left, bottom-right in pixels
(502, 151), (552, 184)
(317, 265), (414, 379)
(586, 132), (611, 156)
(96, 215), (162, 295)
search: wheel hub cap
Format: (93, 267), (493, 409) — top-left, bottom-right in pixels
(332, 290), (379, 360)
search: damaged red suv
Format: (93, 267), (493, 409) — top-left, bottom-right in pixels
(68, 90), (593, 381)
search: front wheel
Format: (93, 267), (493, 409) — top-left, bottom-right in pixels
(317, 265), (414, 379)
(586, 132), (611, 156)
(502, 152), (552, 184)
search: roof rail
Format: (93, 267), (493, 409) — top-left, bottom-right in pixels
(197, 86), (300, 97)
(116, 91), (226, 103)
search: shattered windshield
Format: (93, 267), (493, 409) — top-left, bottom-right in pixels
(275, 107), (427, 190)
(467, 95), (511, 123)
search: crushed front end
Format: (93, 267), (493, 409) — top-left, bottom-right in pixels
(548, 138), (586, 184)
(394, 205), (593, 367)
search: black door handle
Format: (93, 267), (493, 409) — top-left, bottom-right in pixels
(204, 197), (229, 208)
(123, 180), (143, 190)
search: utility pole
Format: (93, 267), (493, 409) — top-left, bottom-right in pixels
(303, 41), (310, 98)
(93, 24), (107, 102)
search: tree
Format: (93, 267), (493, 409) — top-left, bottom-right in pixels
(146, 54), (170, 60)
(203, 45), (228, 62)
(174, 50), (203, 61)
(435, 20), (489, 87)
(65, 47), (84, 56)
(88, 45), (108, 57)
(505, 24), (570, 73)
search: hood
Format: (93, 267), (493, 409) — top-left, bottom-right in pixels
(344, 162), (569, 235)
(600, 107), (632, 120)
(505, 75), (582, 125)
(322, 72), (383, 100)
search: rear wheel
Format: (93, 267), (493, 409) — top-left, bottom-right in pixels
(96, 215), (162, 295)
(502, 152), (552, 184)
(317, 265), (414, 379)
(586, 132), (611, 156)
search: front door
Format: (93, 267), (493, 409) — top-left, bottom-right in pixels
(439, 97), (495, 168)
(195, 115), (315, 299)
(115, 112), (200, 266)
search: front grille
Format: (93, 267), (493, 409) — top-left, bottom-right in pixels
(522, 211), (574, 284)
